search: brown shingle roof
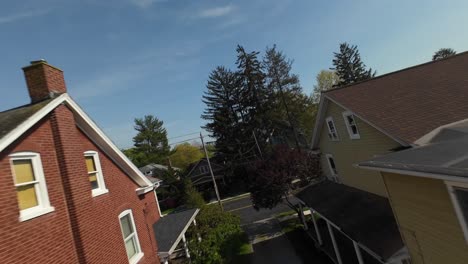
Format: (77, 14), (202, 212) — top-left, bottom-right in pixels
(0, 98), (54, 140)
(325, 51), (468, 144)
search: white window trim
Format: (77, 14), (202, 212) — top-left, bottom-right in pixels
(325, 117), (339, 141)
(342, 111), (360, 140)
(9, 152), (55, 222)
(84, 151), (109, 197)
(445, 181), (468, 243)
(119, 209), (144, 264)
(325, 154), (340, 183)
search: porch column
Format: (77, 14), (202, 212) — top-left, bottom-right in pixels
(353, 241), (364, 264)
(311, 210), (322, 245)
(154, 189), (162, 217)
(298, 203), (308, 230)
(193, 219), (202, 242)
(327, 221), (343, 264)
(182, 233), (190, 259)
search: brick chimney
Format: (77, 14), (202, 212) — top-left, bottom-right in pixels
(22, 60), (67, 103)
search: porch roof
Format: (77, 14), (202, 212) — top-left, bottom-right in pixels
(153, 208), (199, 256)
(296, 180), (403, 260)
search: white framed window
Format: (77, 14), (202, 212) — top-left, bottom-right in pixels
(446, 181), (468, 243)
(84, 151), (108, 197)
(325, 154), (340, 183)
(9, 152), (54, 222)
(325, 117), (339, 141)
(200, 165), (208, 174)
(342, 111), (360, 139)
(119, 210), (144, 264)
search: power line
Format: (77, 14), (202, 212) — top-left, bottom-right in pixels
(168, 132), (200, 140)
(168, 137), (201, 146)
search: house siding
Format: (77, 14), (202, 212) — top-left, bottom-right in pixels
(383, 172), (468, 264)
(0, 105), (160, 264)
(318, 101), (401, 197)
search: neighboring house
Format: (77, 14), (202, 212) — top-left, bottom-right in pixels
(297, 52), (468, 264)
(358, 120), (468, 264)
(0, 60), (164, 263)
(139, 163), (180, 179)
(185, 158), (225, 186)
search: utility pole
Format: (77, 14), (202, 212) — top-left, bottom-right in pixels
(252, 131), (263, 159)
(200, 132), (223, 211)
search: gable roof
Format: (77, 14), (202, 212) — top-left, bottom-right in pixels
(312, 51), (468, 148)
(0, 94), (154, 192)
(186, 158), (224, 177)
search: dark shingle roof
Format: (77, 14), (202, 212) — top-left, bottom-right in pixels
(153, 208), (199, 253)
(0, 99), (54, 140)
(324, 51), (468, 144)
(358, 122), (468, 177)
(296, 181), (403, 260)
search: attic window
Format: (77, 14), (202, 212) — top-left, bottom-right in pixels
(200, 165), (209, 174)
(84, 151), (108, 197)
(342, 111), (360, 139)
(325, 117), (339, 141)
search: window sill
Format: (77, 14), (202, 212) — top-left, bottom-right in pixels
(349, 135), (361, 140)
(92, 188), (109, 197)
(129, 252), (144, 264)
(19, 206), (55, 222)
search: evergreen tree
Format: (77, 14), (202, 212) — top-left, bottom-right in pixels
(331, 42), (376, 86)
(263, 45), (302, 148)
(132, 115), (169, 165)
(432, 48), (456, 61)
(201, 66), (240, 159)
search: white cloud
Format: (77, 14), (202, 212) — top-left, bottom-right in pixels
(198, 4), (235, 18)
(0, 9), (50, 25)
(130, 0), (167, 8)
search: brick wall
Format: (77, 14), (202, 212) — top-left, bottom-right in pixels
(0, 104), (161, 263)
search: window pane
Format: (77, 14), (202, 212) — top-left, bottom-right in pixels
(17, 184), (38, 210)
(455, 188), (468, 222)
(125, 237), (137, 259)
(89, 173), (99, 189)
(13, 160), (36, 184)
(351, 125), (358, 135)
(347, 115), (355, 125)
(85, 156), (96, 172)
(120, 214), (134, 239)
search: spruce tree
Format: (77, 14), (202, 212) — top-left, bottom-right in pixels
(331, 42), (376, 87)
(201, 66), (240, 158)
(132, 115), (169, 165)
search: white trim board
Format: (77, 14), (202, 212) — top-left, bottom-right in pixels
(0, 93), (154, 192)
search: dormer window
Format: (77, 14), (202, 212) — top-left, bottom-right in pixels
(343, 111), (360, 139)
(84, 151), (108, 197)
(326, 117), (339, 141)
(10, 152), (54, 221)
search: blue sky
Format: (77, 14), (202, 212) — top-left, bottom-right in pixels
(2, 0), (468, 148)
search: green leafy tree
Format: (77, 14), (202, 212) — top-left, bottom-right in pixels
(312, 70), (340, 103)
(332, 42), (376, 86)
(183, 179), (205, 209)
(432, 48), (456, 61)
(169, 143), (204, 170)
(248, 145), (321, 211)
(131, 115), (169, 166)
(188, 205), (244, 264)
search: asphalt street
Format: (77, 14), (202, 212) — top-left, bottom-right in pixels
(223, 195), (332, 264)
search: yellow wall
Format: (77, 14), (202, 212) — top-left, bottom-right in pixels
(383, 172), (468, 264)
(318, 101), (400, 196)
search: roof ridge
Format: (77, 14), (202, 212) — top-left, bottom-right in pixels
(324, 50), (468, 94)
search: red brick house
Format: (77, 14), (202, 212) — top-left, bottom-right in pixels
(0, 60), (162, 263)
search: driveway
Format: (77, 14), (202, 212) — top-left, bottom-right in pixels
(223, 195), (333, 264)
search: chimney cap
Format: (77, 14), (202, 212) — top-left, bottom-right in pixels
(22, 59), (63, 72)
(30, 59), (48, 65)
